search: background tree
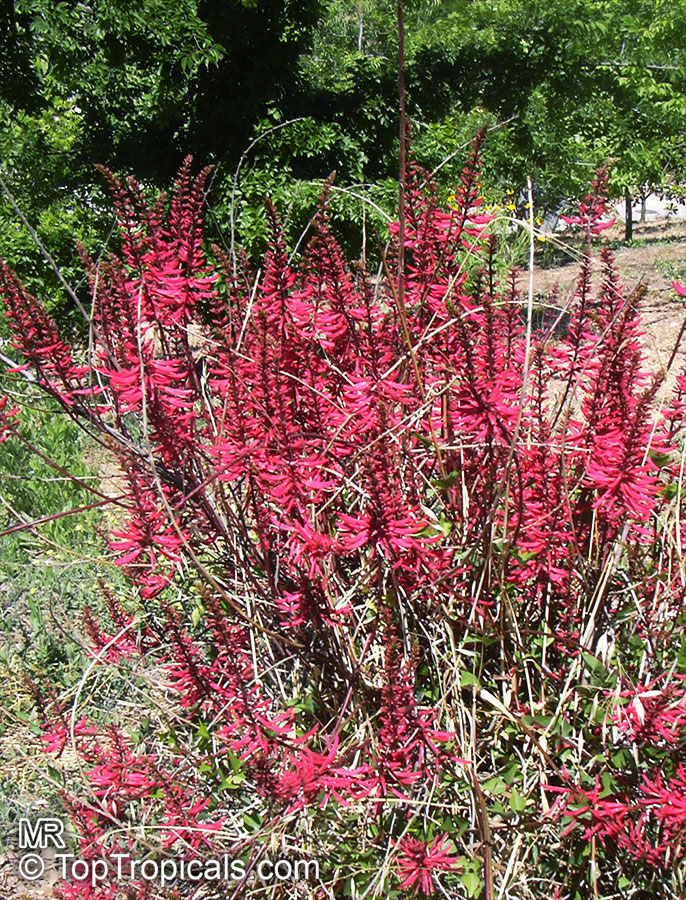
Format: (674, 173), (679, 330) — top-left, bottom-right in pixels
(2, 0), (686, 324)
(0, 0), (320, 324)
(222, 0), (686, 255)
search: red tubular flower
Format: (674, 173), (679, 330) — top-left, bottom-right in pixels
(611, 675), (686, 745)
(0, 393), (18, 442)
(395, 834), (459, 896)
(560, 166), (616, 235)
(547, 758), (686, 869)
(584, 422), (663, 523)
(41, 717), (98, 757)
(0, 263), (88, 403)
(85, 727), (160, 807)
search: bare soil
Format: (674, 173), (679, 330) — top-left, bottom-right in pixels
(532, 218), (686, 379)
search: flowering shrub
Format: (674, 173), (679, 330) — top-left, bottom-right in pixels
(2, 139), (686, 898)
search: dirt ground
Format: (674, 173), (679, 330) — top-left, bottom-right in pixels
(532, 218), (686, 380)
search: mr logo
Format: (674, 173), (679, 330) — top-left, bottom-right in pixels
(18, 818), (66, 850)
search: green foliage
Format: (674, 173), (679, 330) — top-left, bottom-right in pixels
(0, 0), (322, 323)
(0, 388), (117, 690)
(4, 0), (686, 322)
(298, 0), (686, 215)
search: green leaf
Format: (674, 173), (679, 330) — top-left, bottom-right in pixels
(483, 776), (507, 795)
(509, 787), (527, 813)
(581, 651), (609, 680)
(220, 772), (245, 790)
(243, 813), (262, 833)
(460, 670), (482, 690)
(461, 872), (482, 898)
(432, 470), (461, 490)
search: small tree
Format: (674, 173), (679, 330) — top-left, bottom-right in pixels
(2, 147), (686, 898)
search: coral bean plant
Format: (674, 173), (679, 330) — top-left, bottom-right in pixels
(3, 140), (686, 899)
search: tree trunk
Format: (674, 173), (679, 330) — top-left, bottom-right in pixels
(625, 191), (633, 242)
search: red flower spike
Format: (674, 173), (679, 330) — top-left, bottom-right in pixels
(560, 167), (616, 236)
(0, 394), (18, 442)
